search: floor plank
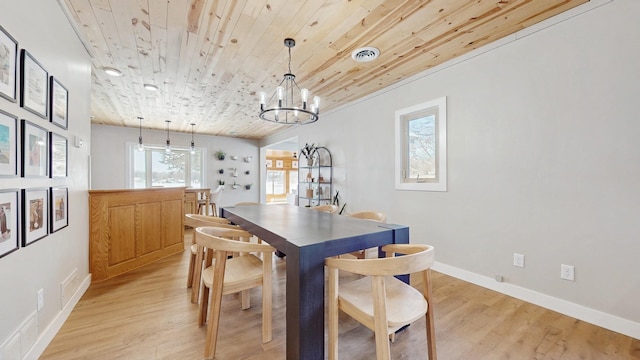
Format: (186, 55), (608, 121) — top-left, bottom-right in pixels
(41, 230), (640, 359)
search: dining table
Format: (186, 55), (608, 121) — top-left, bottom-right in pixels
(221, 204), (409, 360)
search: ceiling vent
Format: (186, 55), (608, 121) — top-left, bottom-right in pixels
(351, 47), (380, 62)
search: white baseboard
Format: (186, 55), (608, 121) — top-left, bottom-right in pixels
(432, 262), (640, 340)
(23, 273), (92, 360)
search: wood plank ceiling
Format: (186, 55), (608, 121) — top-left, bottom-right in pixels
(60, 0), (589, 139)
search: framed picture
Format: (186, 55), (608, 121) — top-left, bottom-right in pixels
(0, 25), (18, 102)
(0, 189), (19, 258)
(21, 119), (49, 177)
(50, 77), (68, 129)
(50, 187), (68, 233)
(0, 109), (17, 176)
(50, 132), (67, 177)
(20, 49), (48, 119)
(266, 159), (273, 168)
(22, 188), (48, 246)
(292, 160), (298, 169)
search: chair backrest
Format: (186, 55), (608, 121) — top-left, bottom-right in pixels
(347, 211), (386, 223)
(195, 225), (253, 242)
(235, 202), (260, 206)
(325, 244), (434, 276)
(196, 226), (275, 254)
(209, 185), (224, 204)
(311, 204), (338, 213)
(184, 214), (232, 228)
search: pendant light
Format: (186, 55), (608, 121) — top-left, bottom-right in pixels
(190, 123), (196, 154)
(258, 38), (320, 125)
(165, 120), (172, 153)
(137, 116), (144, 151)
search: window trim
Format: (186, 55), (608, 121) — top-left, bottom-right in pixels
(126, 142), (205, 189)
(394, 96), (447, 192)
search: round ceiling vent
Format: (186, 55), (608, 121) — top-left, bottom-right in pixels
(351, 47), (380, 62)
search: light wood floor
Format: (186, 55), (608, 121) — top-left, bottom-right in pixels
(41, 231), (639, 359)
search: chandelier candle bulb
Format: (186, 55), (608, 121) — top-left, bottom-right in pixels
(301, 88), (309, 102)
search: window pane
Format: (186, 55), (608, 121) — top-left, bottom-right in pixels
(266, 170), (285, 195)
(132, 150), (146, 188)
(151, 150), (186, 187)
(190, 151), (202, 188)
(408, 115), (436, 180)
(289, 170), (298, 194)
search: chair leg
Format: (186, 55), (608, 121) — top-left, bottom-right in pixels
(241, 290), (250, 310)
(186, 252), (195, 288)
(198, 282), (210, 327)
(262, 253), (273, 343)
(372, 276), (391, 360)
(327, 268), (339, 360)
(204, 251), (227, 359)
(423, 270), (437, 360)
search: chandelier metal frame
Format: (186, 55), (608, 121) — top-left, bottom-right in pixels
(259, 38), (319, 125)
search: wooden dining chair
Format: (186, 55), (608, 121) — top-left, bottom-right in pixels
(198, 185), (224, 216)
(184, 214), (236, 303)
(234, 201), (260, 206)
(195, 226), (276, 359)
(311, 204), (338, 213)
(346, 211), (387, 259)
(325, 243), (437, 360)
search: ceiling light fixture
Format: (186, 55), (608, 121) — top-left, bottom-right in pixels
(189, 123), (196, 154)
(351, 47), (380, 62)
(144, 83), (158, 91)
(137, 116), (144, 151)
(259, 38), (319, 125)
(104, 67), (122, 77)
(165, 120), (172, 153)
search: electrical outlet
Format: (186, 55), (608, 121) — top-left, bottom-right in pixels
(513, 253), (525, 268)
(37, 289), (44, 311)
(561, 264), (575, 281)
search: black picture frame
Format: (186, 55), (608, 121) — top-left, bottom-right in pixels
(0, 25), (18, 102)
(50, 76), (68, 129)
(22, 188), (48, 246)
(0, 189), (19, 258)
(21, 119), (49, 177)
(50, 187), (68, 233)
(20, 49), (48, 119)
(50, 132), (67, 178)
(0, 109), (17, 176)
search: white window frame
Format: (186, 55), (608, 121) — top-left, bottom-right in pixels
(395, 96), (447, 192)
(126, 142), (206, 189)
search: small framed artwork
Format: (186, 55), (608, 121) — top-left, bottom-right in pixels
(276, 159), (284, 168)
(50, 187), (68, 233)
(0, 189), (19, 258)
(50, 77), (68, 129)
(22, 188), (48, 246)
(292, 160), (298, 169)
(21, 119), (49, 177)
(50, 132), (67, 177)
(20, 49), (48, 119)
(265, 159), (273, 168)
(0, 25), (18, 102)
(0, 109), (17, 176)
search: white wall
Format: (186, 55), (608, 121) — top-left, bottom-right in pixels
(0, 0), (92, 358)
(263, 0), (640, 339)
(91, 124), (260, 207)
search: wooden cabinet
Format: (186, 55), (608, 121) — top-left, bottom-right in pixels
(89, 188), (185, 282)
(184, 190), (198, 214)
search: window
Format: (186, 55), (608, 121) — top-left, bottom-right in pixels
(128, 144), (204, 188)
(395, 97), (447, 191)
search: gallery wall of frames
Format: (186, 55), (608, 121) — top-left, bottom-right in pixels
(0, 24), (69, 259)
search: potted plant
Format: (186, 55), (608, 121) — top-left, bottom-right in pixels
(300, 143), (316, 166)
(245, 183), (252, 190)
(218, 168), (224, 174)
(215, 149), (226, 160)
(231, 180), (239, 189)
(218, 179), (225, 186)
(245, 170), (250, 175)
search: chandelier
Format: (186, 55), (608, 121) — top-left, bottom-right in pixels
(259, 38), (320, 125)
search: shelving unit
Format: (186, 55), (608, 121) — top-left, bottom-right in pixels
(298, 146), (332, 207)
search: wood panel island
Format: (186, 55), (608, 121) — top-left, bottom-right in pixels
(89, 188), (185, 282)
